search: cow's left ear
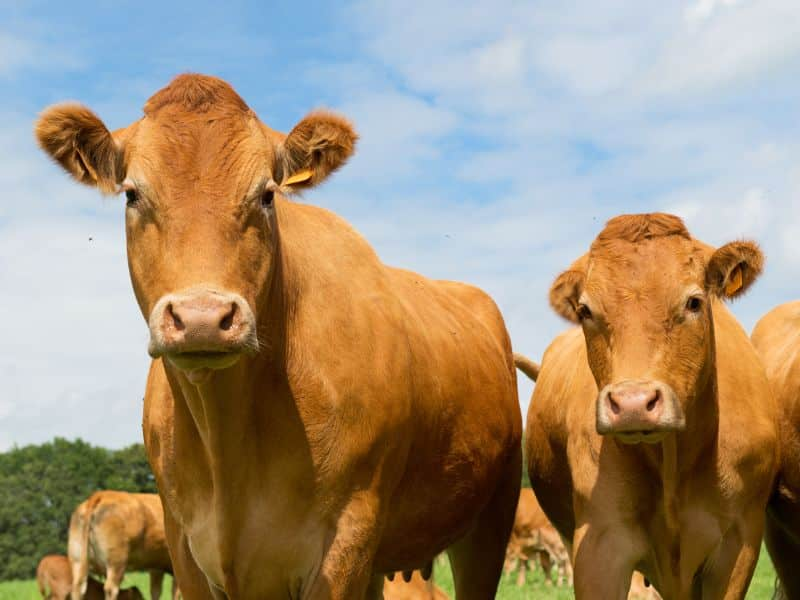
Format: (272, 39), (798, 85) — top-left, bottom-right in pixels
(706, 240), (764, 299)
(277, 111), (357, 191)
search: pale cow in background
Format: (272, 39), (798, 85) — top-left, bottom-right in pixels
(37, 553), (144, 600)
(68, 491), (177, 600)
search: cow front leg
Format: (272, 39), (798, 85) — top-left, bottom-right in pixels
(572, 523), (636, 600)
(302, 491), (383, 600)
(699, 511), (764, 600)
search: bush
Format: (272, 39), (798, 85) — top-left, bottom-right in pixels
(0, 438), (156, 580)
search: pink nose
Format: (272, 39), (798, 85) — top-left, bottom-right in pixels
(597, 381), (666, 434)
(149, 289), (257, 356)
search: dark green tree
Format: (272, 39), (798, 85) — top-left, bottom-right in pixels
(0, 438), (156, 581)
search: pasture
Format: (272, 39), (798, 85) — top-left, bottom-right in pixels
(1, 550), (777, 599)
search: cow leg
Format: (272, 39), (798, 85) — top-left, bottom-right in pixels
(699, 511), (764, 600)
(765, 502), (800, 597)
(447, 450), (521, 600)
(572, 524), (632, 600)
(163, 505), (215, 600)
(302, 490), (381, 600)
(516, 558), (526, 587)
(104, 564), (125, 600)
(150, 570), (165, 600)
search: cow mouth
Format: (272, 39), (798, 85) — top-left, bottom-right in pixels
(165, 350), (242, 372)
(614, 430), (668, 445)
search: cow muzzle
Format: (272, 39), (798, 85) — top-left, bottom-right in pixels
(596, 380), (685, 443)
(148, 288), (258, 381)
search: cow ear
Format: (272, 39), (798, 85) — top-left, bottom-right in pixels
(706, 240), (764, 299)
(35, 103), (122, 194)
(549, 254), (588, 323)
(277, 111), (357, 190)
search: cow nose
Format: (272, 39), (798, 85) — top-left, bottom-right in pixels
(148, 289), (258, 359)
(596, 380), (674, 437)
(606, 385), (662, 418)
(164, 298), (238, 335)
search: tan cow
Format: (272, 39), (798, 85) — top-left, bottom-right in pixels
(751, 301), (800, 597)
(68, 491), (176, 600)
(524, 213), (778, 598)
(383, 571), (449, 600)
(37, 555), (72, 600)
(36, 74), (522, 599)
(36, 554), (144, 600)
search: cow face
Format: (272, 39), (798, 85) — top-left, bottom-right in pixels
(549, 213), (763, 444)
(35, 75), (356, 383)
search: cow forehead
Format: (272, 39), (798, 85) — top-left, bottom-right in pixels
(585, 235), (705, 304)
(126, 114), (272, 202)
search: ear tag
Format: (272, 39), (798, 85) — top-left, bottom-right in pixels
(725, 265), (743, 296)
(283, 169), (313, 186)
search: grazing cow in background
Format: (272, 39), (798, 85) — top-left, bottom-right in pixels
(68, 491), (177, 600)
(37, 555), (72, 600)
(751, 301), (800, 597)
(36, 73), (522, 599)
(383, 571), (449, 600)
(36, 554), (144, 600)
(525, 213), (778, 598)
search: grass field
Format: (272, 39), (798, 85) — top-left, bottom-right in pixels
(2, 548), (778, 599)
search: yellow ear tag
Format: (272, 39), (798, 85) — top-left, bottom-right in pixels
(725, 266), (743, 296)
(283, 169), (313, 186)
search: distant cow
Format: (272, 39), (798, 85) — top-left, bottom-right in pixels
(383, 571), (449, 600)
(68, 491), (177, 600)
(37, 73), (522, 598)
(504, 488), (571, 587)
(525, 213), (778, 598)
(751, 301), (800, 597)
(37, 553), (144, 600)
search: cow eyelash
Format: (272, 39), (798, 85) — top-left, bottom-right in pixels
(685, 296), (703, 313)
(124, 189), (139, 207)
(576, 303), (593, 321)
(260, 189), (274, 209)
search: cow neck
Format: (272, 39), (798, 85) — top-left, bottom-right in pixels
(165, 202), (297, 487)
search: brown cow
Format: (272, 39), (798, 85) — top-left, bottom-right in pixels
(524, 213), (778, 598)
(36, 554), (144, 600)
(37, 555), (72, 600)
(383, 571), (449, 600)
(68, 491), (176, 600)
(751, 301), (800, 597)
(36, 74), (521, 599)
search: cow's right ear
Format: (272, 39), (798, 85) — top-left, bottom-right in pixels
(34, 103), (122, 194)
(549, 255), (588, 323)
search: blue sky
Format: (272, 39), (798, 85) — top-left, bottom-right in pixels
(2, 0), (800, 449)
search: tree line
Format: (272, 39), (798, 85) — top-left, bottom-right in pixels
(0, 438), (156, 581)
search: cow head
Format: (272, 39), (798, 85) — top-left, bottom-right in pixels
(549, 213), (763, 444)
(35, 74), (357, 384)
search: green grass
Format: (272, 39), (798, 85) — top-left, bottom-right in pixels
(1, 550), (777, 599)
(0, 572), (177, 600)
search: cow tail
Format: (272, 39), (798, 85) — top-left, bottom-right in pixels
(513, 353), (541, 382)
(74, 495), (101, 599)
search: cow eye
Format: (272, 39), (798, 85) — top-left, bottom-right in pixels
(686, 296), (703, 313)
(261, 189), (274, 209)
(125, 189), (138, 207)
(576, 303), (593, 321)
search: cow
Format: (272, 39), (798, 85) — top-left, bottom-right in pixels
(36, 553), (144, 600)
(37, 555), (72, 600)
(383, 571), (449, 600)
(524, 213), (778, 598)
(751, 301), (800, 597)
(504, 488), (570, 587)
(35, 73), (522, 599)
(67, 491), (177, 600)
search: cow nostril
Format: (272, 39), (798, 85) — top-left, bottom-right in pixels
(646, 389), (660, 412)
(608, 394), (621, 415)
(219, 303), (237, 331)
(167, 303), (185, 331)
